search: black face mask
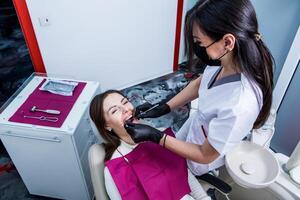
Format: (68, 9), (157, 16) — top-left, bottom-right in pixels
(193, 40), (223, 66)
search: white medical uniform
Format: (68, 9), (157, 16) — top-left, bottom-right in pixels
(176, 66), (263, 175)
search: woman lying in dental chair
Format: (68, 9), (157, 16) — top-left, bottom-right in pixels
(89, 90), (211, 200)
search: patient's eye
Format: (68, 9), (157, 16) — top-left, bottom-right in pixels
(111, 108), (118, 114)
(123, 100), (129, 104)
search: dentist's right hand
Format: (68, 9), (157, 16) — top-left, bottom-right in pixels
(135, 102), (171, 119)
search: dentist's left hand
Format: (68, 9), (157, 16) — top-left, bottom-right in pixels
(124, 122), (164, 144)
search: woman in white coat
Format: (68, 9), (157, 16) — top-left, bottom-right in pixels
(125, 0), (274, 176)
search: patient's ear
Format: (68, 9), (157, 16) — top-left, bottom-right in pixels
(105, 124), (112, 132)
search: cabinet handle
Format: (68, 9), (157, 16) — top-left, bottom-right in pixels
(1, 131), (61, 143)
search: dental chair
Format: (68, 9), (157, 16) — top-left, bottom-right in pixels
(88, 143), (231, 200)
(88, 143), (109, 200)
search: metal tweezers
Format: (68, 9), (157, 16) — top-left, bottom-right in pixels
(23, 115), (59, 122)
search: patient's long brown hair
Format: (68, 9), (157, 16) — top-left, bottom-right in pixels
(89, 90), (125, 161)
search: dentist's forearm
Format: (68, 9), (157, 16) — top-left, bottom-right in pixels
(160, 134), (219, 164)
(167, 76), (202, 110)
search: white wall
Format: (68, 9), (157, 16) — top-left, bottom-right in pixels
(26, 0), (178, 90)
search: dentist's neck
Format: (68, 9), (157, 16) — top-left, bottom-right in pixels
(221, 51), (240, 76)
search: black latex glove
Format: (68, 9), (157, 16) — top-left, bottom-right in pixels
(134, 102), (171, 119)
(124, 122), (164, 144)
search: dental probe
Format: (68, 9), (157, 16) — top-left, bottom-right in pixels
(138, 104), (159, 116)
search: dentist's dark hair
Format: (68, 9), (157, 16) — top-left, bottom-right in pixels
(90, 90), (125, 161)
(185, 0), (274, 129)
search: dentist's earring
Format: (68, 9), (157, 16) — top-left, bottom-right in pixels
(106, 127), (112, 132)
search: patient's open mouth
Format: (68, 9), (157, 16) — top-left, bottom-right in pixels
(124, 115), (138, 124)
(126, 116), (133, 123)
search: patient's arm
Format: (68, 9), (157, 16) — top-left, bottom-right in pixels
(104, 167), (122, 200)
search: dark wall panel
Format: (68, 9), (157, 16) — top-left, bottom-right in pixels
(0, 0), (34, 108)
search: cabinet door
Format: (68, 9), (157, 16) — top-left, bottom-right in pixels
(0, 128), (89, 200)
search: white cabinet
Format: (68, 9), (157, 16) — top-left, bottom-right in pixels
(0, 74), (100, 200)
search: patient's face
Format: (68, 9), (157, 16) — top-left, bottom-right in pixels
(103, 93), (136, 136)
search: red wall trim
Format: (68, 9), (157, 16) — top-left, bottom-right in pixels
(13, 0), (46, 73)
(173, 0), (184, 71)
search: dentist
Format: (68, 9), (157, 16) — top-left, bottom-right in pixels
(125, 0), (274, 175)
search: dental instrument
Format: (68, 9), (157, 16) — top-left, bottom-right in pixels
(23, 115), (59, 122)
(136, 104), (159, 117)
(30, 106), (61, 115)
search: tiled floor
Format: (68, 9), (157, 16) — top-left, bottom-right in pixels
(0, 68), (202, 200)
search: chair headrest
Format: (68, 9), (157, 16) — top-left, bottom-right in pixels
(88, 112), (107, 143)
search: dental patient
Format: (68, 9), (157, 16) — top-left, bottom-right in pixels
(89, 90), (210, 200)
